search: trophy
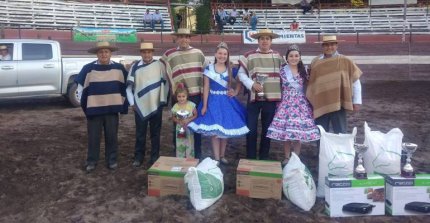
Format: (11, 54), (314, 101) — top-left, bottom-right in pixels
(255, 73), (268, 98)
(401, 142), (418, 178)
(176, 110), (190, 138)
(354, 143), (369, 179)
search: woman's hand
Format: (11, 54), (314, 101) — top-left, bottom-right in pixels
(228, 88), (237, 97)
(201, 106), (207, 116)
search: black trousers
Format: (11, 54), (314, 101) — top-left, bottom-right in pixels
(246, 101), (277, 160)
(172, 94), (202, 159)
(134, 108), (162, 165)
(315, 108), (347, 134)
(86, 114), (119, 167)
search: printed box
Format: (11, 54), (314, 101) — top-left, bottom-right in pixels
(236, 159), (283, 199)
(148, 156), (199, 197)
(385, 174), (430, 215)
(325, 174), (385, 217)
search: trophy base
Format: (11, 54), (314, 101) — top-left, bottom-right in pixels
(354, 172), (367, 179)
(401, 170), (416, 178)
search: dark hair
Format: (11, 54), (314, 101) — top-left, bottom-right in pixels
(286, 48), (308, 85)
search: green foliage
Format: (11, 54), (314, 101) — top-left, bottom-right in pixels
(195, 0), (211, 34)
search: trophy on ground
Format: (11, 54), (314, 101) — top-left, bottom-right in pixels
(354, 143), (369, 179)
(255, 73), (268, 98)
(401, 142), (418, 178)
(176, 110), (190, 138)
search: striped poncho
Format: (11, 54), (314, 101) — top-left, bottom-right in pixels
(75, 61), (128, 117)
(238, 49), (284, 102)
(127, 60), (168, 120)
(160, 47), (206, 96)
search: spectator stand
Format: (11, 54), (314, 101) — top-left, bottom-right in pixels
(0, 0), (173, 33)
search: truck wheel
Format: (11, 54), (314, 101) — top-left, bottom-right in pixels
(67, 83), (80, 107)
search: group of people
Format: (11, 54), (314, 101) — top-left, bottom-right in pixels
(142, 8), (164, 31)
(75, 28), (362, 172)
(216, 7), (258, 32)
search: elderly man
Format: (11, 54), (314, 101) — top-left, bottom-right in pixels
(238, 29), (285, 160)
(306, 35), (362, 134)
(75, 41), (128, 172)
(126, 42), (168, 167)
(0, 45), (11, 60)
(160, 28), (206, 159)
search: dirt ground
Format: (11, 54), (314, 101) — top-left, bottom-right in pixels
(0, 80), (429, 223)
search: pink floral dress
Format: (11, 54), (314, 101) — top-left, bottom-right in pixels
(266, 65), (320, 142)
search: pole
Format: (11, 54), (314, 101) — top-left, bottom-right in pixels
(402, 0), (407, 43)
(265, 0), (268, 28)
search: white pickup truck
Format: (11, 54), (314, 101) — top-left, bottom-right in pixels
(0, 39), (125, 107)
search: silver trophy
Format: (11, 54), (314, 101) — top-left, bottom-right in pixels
(176, 110), (190, 137)
(255, 73), (268, 97)
(401, 142), (418, 178)
(354, 143), (369, 179)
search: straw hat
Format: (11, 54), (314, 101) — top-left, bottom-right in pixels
(316, 35), (345, 44)
(0, 45), (8, 50)
(250, 29), (279, 39)
(139, 42), (155, 51)
(171, 28), (196, 37)
(88, 41), (118, 54)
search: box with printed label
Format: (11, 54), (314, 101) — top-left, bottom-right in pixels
(385, 174), (430, 215)
(148, 156), (199, 197)
(236, 159), (282, 199)
(325, 174), (385, 217)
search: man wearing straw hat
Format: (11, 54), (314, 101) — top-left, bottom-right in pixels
(126, 42), (168, 167)
(237, 29), (285, 160)
(75, 41), (129, 172)
(160, 28), (207, 159)
(0, 45), (11, 60)
(306, 35), (362, 134)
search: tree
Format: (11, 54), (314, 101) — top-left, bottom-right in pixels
(195, 0), (211, 34)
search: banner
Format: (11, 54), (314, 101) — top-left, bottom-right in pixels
(73, 27), (137, 43)
(369, 0), (416, 5)
(243, 30), (306, 44)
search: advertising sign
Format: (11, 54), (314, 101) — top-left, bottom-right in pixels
(73, 27), (137, 43)
(243, 30), (306, 44)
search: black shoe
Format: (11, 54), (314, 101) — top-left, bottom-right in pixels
(132, 160), (142, 167)
(108, 163), (118, 170)
(86, 164), (96, 173)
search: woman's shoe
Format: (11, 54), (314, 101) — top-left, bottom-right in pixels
(220, 157), (229, 165)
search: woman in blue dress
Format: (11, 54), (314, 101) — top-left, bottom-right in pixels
(188, 42), (249, 164)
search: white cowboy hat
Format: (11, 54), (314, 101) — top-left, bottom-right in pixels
(315, 35), (346, 44)
(171, 28), (197, 37)
(88, 41), (118, 54)
(139, 42), (155, 51)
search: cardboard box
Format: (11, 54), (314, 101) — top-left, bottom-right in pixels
(385, 174), (430, 215)
(325, 174), (385, 217)
(236, 159), (282, 199)
(148, 156), (199, 197)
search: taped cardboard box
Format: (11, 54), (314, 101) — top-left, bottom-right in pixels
(236, 159), (282, 199)
(385, 174), (430, 215)
(325, 174), (385, 217)
(148, 156), (199, 196)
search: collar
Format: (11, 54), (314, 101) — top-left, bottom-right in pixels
(96, 60), (114, 65)
(176, 46), (193, 51)
(320, 51), (339, 59)
(138, 59), (154, 66)
(256, 48), (273, 53)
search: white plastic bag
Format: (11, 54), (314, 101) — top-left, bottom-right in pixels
(283, 152), (316, 211)
(363, 122), (403, 175)
(184, 157), (224, 211)
(317, 125), (356, 197)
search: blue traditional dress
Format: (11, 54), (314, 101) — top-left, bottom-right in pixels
(188, 64), (249, 138)
(266, 65), (320, 142)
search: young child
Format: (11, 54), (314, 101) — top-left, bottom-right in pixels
(171, 83), (197, 158)
(266, 44), (320, 166)
(188, 42), (249, 164)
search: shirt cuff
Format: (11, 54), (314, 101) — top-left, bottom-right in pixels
(126, 85), (134, 106)
(352, 79), (362, 104)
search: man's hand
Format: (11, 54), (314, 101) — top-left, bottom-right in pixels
(252, 82), (263, 93)
(353, 104), (360, 111)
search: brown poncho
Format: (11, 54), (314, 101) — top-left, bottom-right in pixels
(306, 55), (362, 119)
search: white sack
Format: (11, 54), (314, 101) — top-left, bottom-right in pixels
(317, 125), (356, 197)
(283, 152), (316, 211)
(363, 122), (403, 175)
(185, 157), (224, 211)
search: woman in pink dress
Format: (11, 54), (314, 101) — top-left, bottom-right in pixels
(266, 45), (320, 165)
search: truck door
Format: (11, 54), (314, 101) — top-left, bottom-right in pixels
(0, 43), (18, 97)
(17, 43), (61, 96)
